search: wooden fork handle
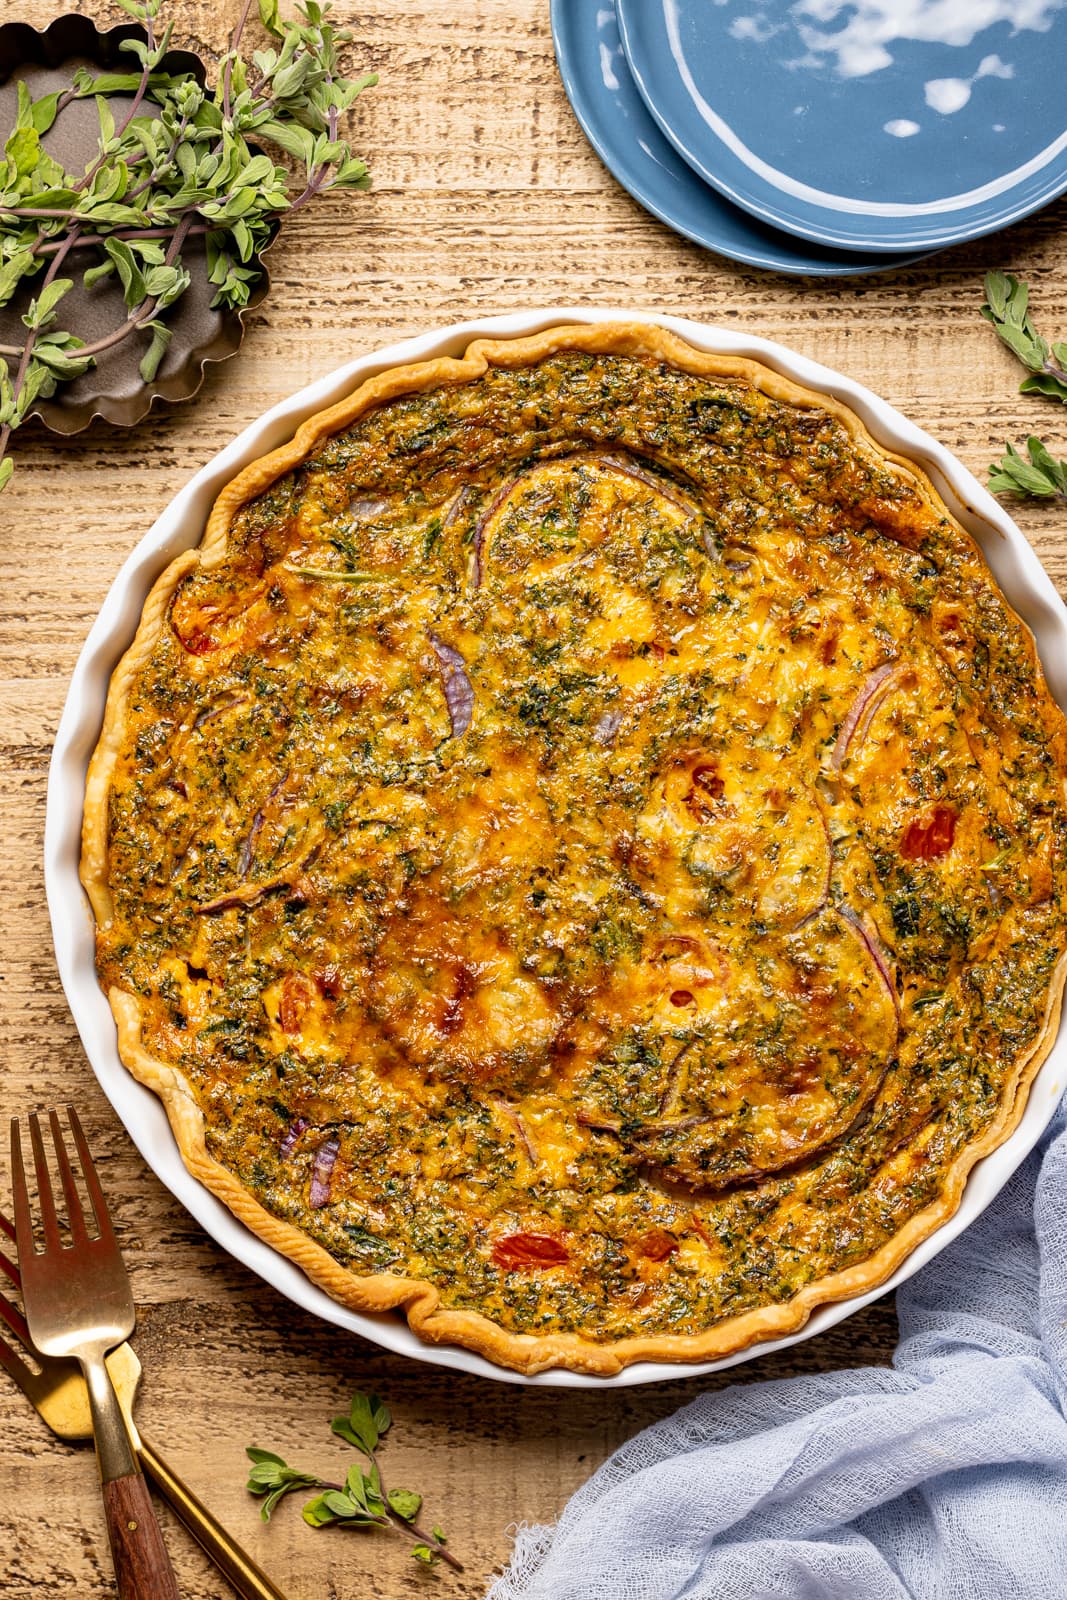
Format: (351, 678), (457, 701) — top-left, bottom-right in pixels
(102, 1469), (182, 1600)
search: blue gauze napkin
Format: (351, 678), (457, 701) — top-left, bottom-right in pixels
(488, 1093), (1067, 1600)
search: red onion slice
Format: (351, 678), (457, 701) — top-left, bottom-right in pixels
(195, 841), (319, 915)
(576, 1109), (622, 1133)
(238, 813), (264, 878)
(852, 667), (907, 756)
(830, 661), (899, 772)
(593, 707), (623, 745)
(441, 484), (471, 532)
(493, 1098), (538, 1164)
(238, 771), (289, 877)
(595, 453), (699, 517)
(309, 1135), (340, 1208)
(657, 1040), (694, 1117)
(836, 904), (901, 1033)
(809, 789), (834, 916)
(471, 451), (708, 584)
(629, 1113), (724, 1140)
(280, 1117), (309, 1157)
(596, 453), (715, 559)
(193, 694), (249, 730)
(429, 633), (474, 736)
(784, 794), (835, 934)
(471, 459), (594, 584)
(195, 874), (290, 914)
(472, 474), (520, 585)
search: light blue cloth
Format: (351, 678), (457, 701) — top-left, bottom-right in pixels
(490, 1096), (1067, 1600)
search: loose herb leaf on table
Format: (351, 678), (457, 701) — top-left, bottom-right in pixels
(982, 271), (1067, 401)
(982, 272), (1067, 501)
(989, 437), (1067, 502)
(246, 1389), (462, 1572)
(0, 0), (377, 491)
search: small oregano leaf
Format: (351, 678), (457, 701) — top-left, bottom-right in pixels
(387, 1489), (422, 1522)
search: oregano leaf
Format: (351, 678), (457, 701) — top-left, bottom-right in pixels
(982, 271), (1067, 400)
(5, 126), (40, 183)
(344, 1463), (370, 1509)
(138, 319), (172, 383)
(83, 259), (116, 290)
(30, 92), (61, 137)
(1019, 371), (1067, 402)
(387, 1488), (422, 1522)
(988, 438), (1067, 501)
(259, 0), (284, 38)
(322, 1490), (357, 1518)
(301, 1493), (339, 1528)
(21, 277), (74, 330)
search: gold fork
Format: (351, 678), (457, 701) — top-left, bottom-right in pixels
(0, 1211), (290, 1600)
(11, 1106), (180, 1600)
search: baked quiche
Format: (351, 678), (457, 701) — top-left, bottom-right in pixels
(82, 324), (1067, 1374)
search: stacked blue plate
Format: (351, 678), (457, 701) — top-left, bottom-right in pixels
(552, 0), (1067, 278)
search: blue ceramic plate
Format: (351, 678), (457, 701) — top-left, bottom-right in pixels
(615, 0), (1067, 251)
(550, 0), (932, 276)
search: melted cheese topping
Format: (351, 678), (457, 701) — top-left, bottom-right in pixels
(98, 352), (1067, 1341)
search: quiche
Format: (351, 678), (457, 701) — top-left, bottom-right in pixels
(82, 324), (1067, 1375)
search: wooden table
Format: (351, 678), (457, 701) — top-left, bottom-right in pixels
(3, 3), (1066, 1594)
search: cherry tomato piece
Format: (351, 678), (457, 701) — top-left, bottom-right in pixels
(900, 805), (956, 861)
(638, 1228), (679, 1262)
(492, 1233), (569, 1270)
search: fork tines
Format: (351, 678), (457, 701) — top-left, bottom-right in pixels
(11, 1107), (111, 1256)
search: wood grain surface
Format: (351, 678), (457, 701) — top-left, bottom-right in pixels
(2, 3), (1066, 1595)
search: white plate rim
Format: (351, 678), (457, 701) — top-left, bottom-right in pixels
(45, 307), (1067, 1387)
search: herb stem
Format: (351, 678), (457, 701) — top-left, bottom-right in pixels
(34, 222), (210, 255)
(60, 209), (194, 365)
(1, 206), (121, 221)
(223, 0), (257, 121)
(397, 1512), (464, 1572)
(372, 1452), (463, 1572)
(80, 8), (157, 193)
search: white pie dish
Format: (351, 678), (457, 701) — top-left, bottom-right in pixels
(45, 308), (1067, 1387)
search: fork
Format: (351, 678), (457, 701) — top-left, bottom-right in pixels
(11, 1106), (181, 1600)
(0, 1207), (290, 1600)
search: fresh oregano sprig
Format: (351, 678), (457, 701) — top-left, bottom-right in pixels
(988, 436), (1067, 502)
(0, 0), (376, 493)
(246, 1389), (461, 1572)
(981, 271), (1067, 401)
(981, 272), (1067, 503)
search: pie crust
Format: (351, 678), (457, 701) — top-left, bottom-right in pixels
(82, 324), (1067, 1374)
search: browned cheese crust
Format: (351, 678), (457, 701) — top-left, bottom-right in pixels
(82, 324), (1067, 1374)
